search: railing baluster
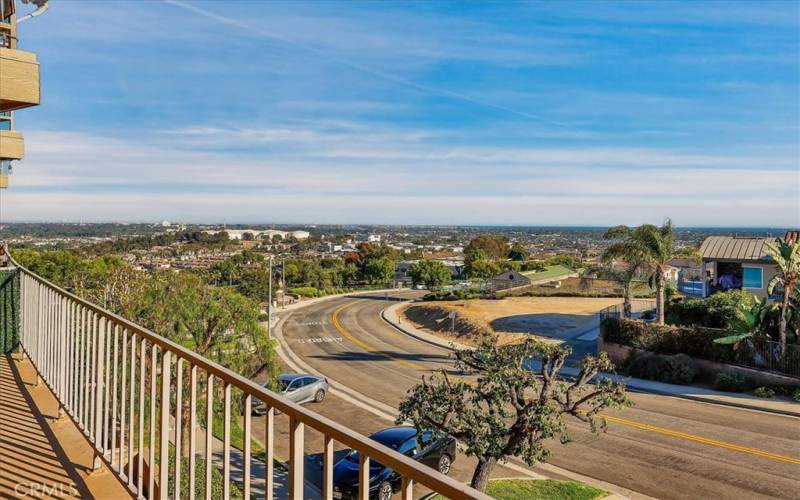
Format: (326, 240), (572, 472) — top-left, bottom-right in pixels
(174, 358), (183, 500)
(94, 315), (106, 468)
(120, 329), (128, 474)
(243, 394), (251, 499)
(111, 324), (120, 468)
(149, 344), (158, 499)
(159, 350), (171, 500)
(205, 374), (214, 500)
(138, 338), (147, 496)
(90, 311), (98, 438)
(358, 455), (369, 500)
(79, 306), (86, 428)
(103, 317), (112, 455)
(189, 364), (197, 500)
(265, 406), (274, 500)
(289, 416), (304, 500)
(223, 382), (231, 500)
(401, 477), (413, 500)
(323, 434), (333, 500)
(128, 333), (137, 488)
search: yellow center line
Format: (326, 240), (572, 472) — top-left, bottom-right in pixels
(332, 301), (428, 371)
(331, 301), (800, 466)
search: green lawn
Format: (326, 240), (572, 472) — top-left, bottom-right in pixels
(521, 265), (576, 283)
(436, 479), (607, 500)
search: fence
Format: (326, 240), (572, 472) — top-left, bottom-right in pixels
(598, 299), (656, 321)
(13, 259), (489, 500)
(727, 338), (800, 378)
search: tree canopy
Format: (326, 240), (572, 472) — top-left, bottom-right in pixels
(398, 336), (630, 492)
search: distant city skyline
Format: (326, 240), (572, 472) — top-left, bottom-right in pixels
(1, 0), (798, 226)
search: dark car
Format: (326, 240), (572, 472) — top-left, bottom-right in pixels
(332, 426), (456, 500)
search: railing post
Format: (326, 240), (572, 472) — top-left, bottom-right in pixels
(223, 382), (231, 500)
(138, 339), (147, 496)
(323, 434), (333, 500)
(289, 416), (304, 500)
(189, 364), (197, 500)
(265, 406), (274, 500)
(93, 315), (106, 469)
(127, 334), (137, 488)
(149, 344), (158, 499)
(159, 350), (171, 500)
(358, 454), (369, 500)
(174, 357), (183, 500)
(205, 374), (214, 500)
(243, 394), (251, 499)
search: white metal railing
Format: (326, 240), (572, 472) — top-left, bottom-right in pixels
(14, 260), (489, 500)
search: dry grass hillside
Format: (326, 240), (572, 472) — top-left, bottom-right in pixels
(402, 296), (621, 346)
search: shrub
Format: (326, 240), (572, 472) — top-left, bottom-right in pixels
(753, 387), (775, 398)
(794, 388), (800, 402)
(666, 290), (755, 328)
(628, 352), (697, 385)
(714, 371), (752, 392)
(423, 288), (482, 301)
(602, 318), (730, 361)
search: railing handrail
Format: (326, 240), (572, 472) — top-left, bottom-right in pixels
(11, 256), (489, 499)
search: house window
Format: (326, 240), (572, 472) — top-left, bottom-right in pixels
(742, 267), (763, 289)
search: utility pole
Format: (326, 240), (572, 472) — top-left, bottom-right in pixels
(282, 259), (286, 308)
(267, 255), (273, 338)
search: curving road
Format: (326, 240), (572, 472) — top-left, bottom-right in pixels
(277, 291), (800, 500)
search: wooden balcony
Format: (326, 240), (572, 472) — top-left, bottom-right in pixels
(0, 47), (40, 112)
(0, 129), (23, 159)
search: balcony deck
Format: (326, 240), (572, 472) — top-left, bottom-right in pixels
(0, 353), (132, 498)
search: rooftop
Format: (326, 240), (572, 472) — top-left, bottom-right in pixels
(700, 236), (776, 262)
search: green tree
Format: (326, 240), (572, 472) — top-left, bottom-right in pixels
(466, 259), (500, 281)
(408, 259), (452, 289)
(765, 237), (800, 356)
(508, 243), (529, 262)
(129, 271), (278, 455)
(363, 256), (395, 285)
(603, 220), (676, 324)
(398, 337), (629, 492)
(465, 235), (510, 261)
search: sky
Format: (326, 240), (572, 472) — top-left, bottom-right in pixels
(1, 0), (798, 227)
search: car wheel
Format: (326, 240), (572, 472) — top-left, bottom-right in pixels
(438, 454), (452, 475)
(314, 389), (326, 403)
(377, 481), (393, 500)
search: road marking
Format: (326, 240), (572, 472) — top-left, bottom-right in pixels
(602, 414), (800, 464)
(296, 336), (343, 344)
(332, 301), (800, 466)
(332, 301), (428, 371)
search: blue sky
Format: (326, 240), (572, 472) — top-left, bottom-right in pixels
(3, 0), (798, 226)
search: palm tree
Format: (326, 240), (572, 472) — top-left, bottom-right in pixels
(765, 237), (800, 357)
(587, 258), (647, 319)
(602, 219), (676, 324)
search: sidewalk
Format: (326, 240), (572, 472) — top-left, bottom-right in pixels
(382, 301), (800, 418)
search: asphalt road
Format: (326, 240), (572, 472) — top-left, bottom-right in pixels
(277, 291), (800, 500)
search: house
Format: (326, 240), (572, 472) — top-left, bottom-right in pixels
(491, 265), (578, 292)
(699, 236), (780, 300)
(669, 257), (704, 296)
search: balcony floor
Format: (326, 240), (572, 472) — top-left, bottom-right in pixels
(0, 354), (132, 499)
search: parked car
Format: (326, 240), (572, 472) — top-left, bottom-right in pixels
(253, 373), (329, 415)
(332, 426), (456, 500)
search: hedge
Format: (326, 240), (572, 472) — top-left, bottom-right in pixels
(601, 317), (735, 362)
(0, 270), (20, 354)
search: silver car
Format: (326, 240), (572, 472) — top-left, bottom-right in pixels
(254, 373), (329, 415)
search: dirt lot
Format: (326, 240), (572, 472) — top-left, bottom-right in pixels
(402, 296), (621, 346)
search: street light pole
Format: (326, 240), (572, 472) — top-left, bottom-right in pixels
(267, 255), (273, 338)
